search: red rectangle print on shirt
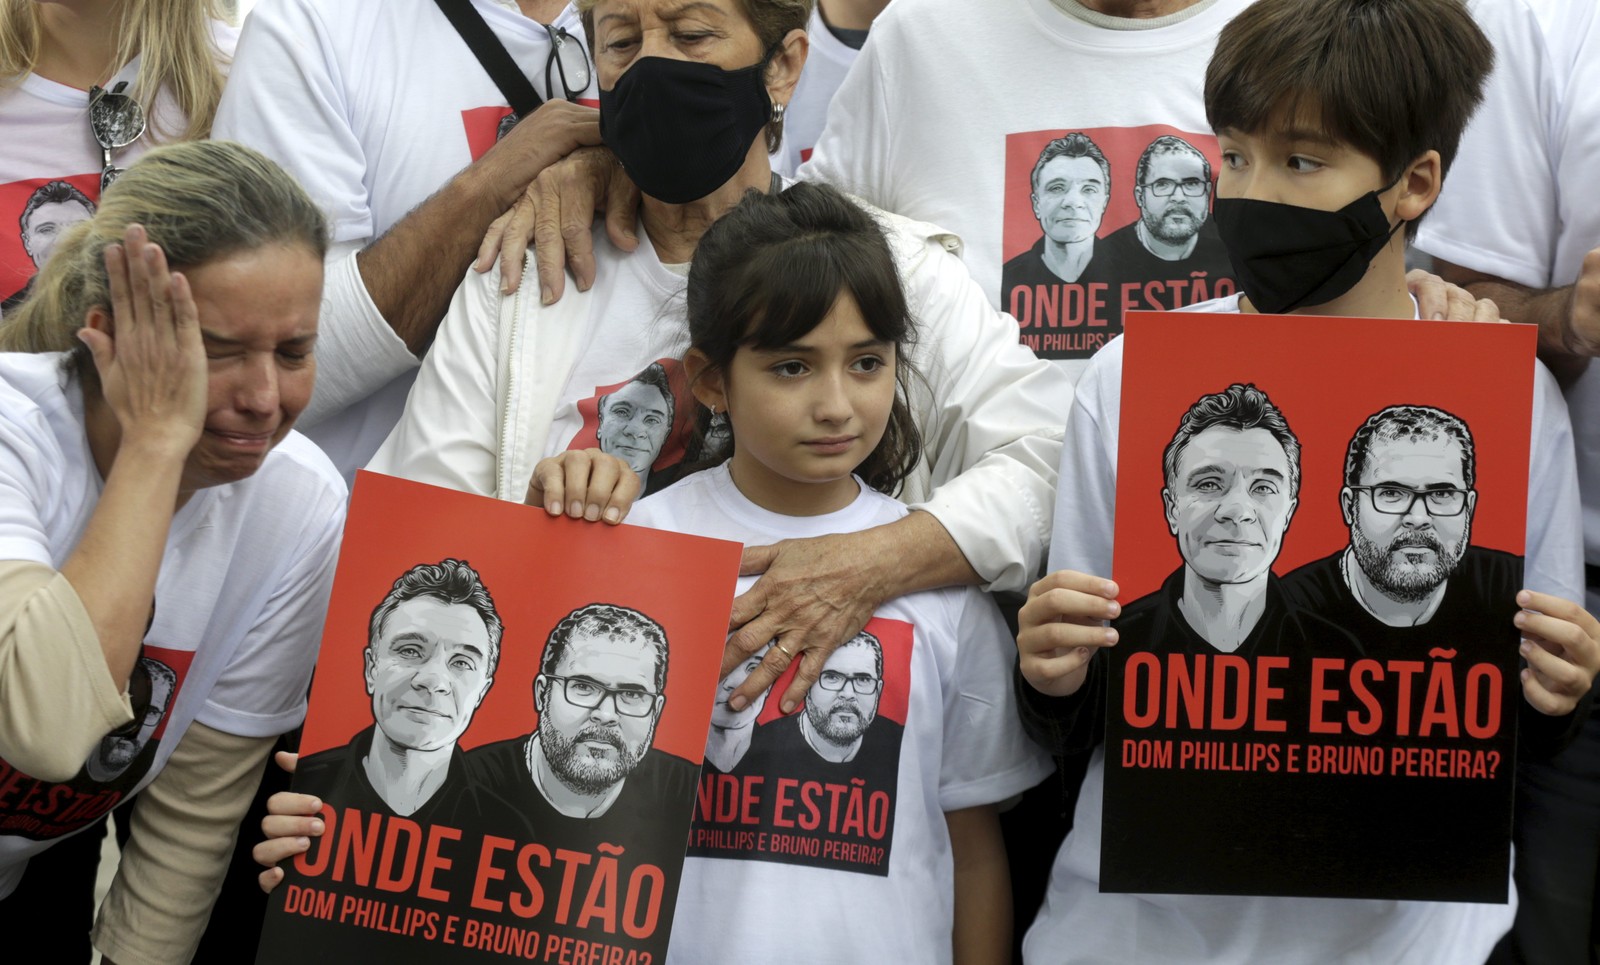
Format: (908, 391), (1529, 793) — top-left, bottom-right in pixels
(0, 174), (99, 311)
(690, 616), (913, 877)
(1000, 127), (1236, 360)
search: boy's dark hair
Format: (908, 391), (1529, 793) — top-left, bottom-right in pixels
(684, 181), (923, 496)
(1204, 0), (1493, 239)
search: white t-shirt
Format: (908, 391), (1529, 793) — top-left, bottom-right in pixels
(627, 464), (1051, 965)
(799, 0), (1251, 378)
(0, 22), (239, 313)
(773, 5), (862, 178)
(0, 353), (346, 898)
(1027, 303), (1583, 963)
(212, 0), (597, 481)
(1415, 0), (1600, 585)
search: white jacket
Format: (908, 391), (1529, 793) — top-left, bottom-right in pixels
(368, 199), (1070, 591)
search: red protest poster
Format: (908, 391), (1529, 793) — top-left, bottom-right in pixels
(1101, 311), (1536, 901)
(256, 472), (742, 964)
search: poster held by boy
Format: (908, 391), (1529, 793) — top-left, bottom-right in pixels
(1100, 310), (1535, 901)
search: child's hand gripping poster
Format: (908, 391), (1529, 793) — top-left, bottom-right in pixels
(256, 472), (742, 964)
(1101, 311), (1537, 902)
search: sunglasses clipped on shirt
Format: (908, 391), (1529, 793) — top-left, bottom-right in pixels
(88, 81), (147, 194)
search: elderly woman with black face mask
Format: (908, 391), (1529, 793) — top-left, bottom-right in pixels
(365, 0), (1067, 722)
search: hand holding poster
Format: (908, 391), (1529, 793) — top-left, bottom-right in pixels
(1101, 311), (1536, 902)
(256, 472), (742, 964)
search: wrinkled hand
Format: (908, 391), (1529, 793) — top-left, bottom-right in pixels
(1407, 268), (1501, 322)
(253, 751), (323, 894)
(475, 145), (641, 303)
(1515, 590), (1600, 717)
(722, 531), (892, 715)
(525, 449), (640, 524)
(1559, 247), (1600, 357)
(1016, 570), (1121, 698)
(80, 224), (208, 455)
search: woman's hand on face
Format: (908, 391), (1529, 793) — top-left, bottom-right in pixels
(475, 146), (641, 304)
(79, 224), (208, 456)
(526, 449), (641, 524)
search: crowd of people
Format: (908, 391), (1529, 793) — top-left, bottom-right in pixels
(0, 0), (1596, 962)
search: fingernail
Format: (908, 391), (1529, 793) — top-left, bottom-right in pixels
(1513, 612), (1528, 628)
(1105, 628), (1118, 645)
(1519, 640), (1532, 655)
(604, 507), (621, 523)
(296, 837), (310, 849)
(1516, 589), (1532, 607)
(584, 504), (600, 521)
(310, 819), (324, 833)
(569, 500), (582, 517)
(780, 699), (796, 714)
(1431, 311), (1446, 321)
(546, 500), (561, 515)
(1106, 602), (1121, 618)
(542, 289), (555, 306)
(728, 695), (747, 711)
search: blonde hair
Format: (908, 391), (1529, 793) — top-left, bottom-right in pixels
(576, 0), (811, 152)
(0, 141), (327, 370)
(0, 0), (234, 141)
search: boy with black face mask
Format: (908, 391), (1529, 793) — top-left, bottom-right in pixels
(1011, 0), (1600, 961)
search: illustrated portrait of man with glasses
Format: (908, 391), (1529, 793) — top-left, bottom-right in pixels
(1117, 384), (1344, 658)
(470, 602), (699, 826)
(1096, 135), (1236, 309)
(1283, 407), (1519, 643)
(746, 630), (904, 771)
(295, 559), (514, 822)
(1001, 132), (1111, 293)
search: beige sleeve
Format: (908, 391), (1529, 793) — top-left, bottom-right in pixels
(0, 560), (133, 781)
(91, 722), (276, 965)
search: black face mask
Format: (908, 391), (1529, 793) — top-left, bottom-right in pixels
(1211, 181), (1405, 314)
(599, 55), (772, 205)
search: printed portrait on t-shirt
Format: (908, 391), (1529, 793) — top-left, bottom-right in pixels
(0, 175), (98, 315)
(690, 618), (913, 877)
(0, 644), (192, 842)
(1000, 127), (1237, 360)
(568, 359), (699, 495)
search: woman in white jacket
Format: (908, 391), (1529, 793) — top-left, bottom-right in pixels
(369, 0), (1071, 711)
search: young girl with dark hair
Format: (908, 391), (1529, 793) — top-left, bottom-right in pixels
(558, 181), (1048, 963)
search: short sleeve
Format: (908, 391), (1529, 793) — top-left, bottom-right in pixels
(1413, 0), (1561, 287)
(213, 0), (375, 245)
(936, 587), (1052, 810)
(195, 466), (345, 737)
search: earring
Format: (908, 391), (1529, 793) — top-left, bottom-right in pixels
(771, 102), (786, 124)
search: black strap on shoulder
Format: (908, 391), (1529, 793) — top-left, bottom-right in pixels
(431, 0), (544, 117)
